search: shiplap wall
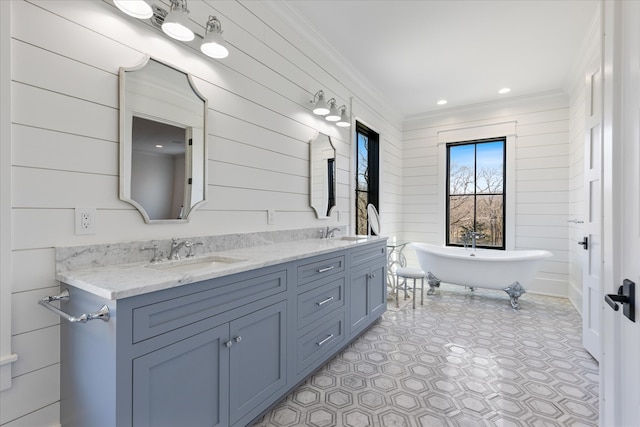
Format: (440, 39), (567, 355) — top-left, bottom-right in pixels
(1, 1), (403, 425)
(567, 10), (601, 314)
(401, 93), (571, 296)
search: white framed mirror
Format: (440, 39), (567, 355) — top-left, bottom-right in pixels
(310, 132), (337, 219)
(119, 56), (207, 223)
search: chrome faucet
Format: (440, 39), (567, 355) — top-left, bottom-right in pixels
(319, 227), (340, 239)
(169, 238), (191, 260)
(469, 232), (483, 250)
(325, 227), (340, 239)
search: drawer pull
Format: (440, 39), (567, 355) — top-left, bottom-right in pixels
(317, 266), (335, 273)
(317, 334), (334, 346)
(317, 296), (335, 306)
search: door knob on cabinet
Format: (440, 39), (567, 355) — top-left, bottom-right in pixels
(234, 336), (242, 343)
(605, 279), (635, 322)
(225, 340), (233, 348)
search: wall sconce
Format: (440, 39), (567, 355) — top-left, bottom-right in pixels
(336, 105), (351, 127)
(161, 0), (194, 41)
(311, 90), (330, 116)
(200, 16), (229, 59)
(113, 0), (230, 59)
(325, 99), (340, 122)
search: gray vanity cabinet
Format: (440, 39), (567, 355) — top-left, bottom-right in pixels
(61, 264), (289, 427)
(132, 323), (230, 427)
(294, 253), (348, 379)
(349, 244), (387, 334)
(228, 300), (287, 425)
(131, 300), (287, 427)
(59, 239), (387, 427)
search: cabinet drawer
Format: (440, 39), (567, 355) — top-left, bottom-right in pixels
(350, 243), (386, 267)
(132, 270), (286, 343)
(297, 254), (345, 287)
(297, 311), (345, 374)
(297, 277), (344, 329)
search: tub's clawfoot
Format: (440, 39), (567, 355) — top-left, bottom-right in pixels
(504, 281), (525, 310)
(426, 272), (441, 295)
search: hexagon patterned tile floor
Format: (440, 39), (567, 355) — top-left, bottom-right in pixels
(251, 284), (599, 427)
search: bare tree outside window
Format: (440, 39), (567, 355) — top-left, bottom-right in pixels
(447, 139), (505, 249)
(355, 123), (379, 235)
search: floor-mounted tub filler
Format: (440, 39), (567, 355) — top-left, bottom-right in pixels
(412, 243), (553, 309)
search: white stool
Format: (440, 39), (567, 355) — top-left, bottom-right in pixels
(396, 267), (426, 309)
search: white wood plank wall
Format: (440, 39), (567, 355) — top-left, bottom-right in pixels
(2, 1), (403, 425)
(401, 93), (572, 297)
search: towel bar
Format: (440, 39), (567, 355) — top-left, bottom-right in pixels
(38, 289), (110, 323)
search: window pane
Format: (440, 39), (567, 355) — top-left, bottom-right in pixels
(448, 195), (475, 244)
(356, 191), (368, 235)
(449, 144), (475, 195)
(446, 138), (506, 249)
(476, 195), (504, 247)
(476, 141), (504, 194)
(357, 134), (369, 188)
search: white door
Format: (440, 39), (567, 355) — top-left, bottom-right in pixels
(601, 1), (640, 425)
(582, 62), (602, 361)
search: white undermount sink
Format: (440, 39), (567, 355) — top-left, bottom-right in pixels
(147, 255), (246, 273)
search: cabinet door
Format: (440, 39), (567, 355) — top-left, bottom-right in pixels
(368, 263), (386, 318)
(349, 266), (369, 333)
(229, 300), (287, 425)
(132, 323), (229, 427)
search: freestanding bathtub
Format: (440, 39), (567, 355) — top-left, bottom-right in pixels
(412, 243), (553, 309)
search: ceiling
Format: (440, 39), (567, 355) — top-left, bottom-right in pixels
(280, 0), (599, 118)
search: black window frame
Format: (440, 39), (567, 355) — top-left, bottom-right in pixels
(355, 121), (379, 235)
(446, 137), (506, 250)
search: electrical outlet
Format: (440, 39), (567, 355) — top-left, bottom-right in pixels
(75, 208), (96, 235)
(267, 210), (275, 225)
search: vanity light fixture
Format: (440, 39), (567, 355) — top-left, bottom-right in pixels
(310, 90), (351, 128)
(113, 0), (231, 59)
(336, 105), (351, 127)
(114, 0), (153, 19)
(161, 0), (194, 42)
(325, 98), (341, 122)
(200, 16), (229, 59)
(311, 90), (330, 116)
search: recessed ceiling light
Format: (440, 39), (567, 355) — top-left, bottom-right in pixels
(155, 144), (164, 148)
(437, 100), (447, 105)
(498, 88), (511, 94)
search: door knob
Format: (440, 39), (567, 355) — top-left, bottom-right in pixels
(605, 279), (635, 322)
(578, 237), (588, 250)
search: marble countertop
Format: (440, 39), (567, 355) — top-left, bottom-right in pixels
(56, 236), (387, 300)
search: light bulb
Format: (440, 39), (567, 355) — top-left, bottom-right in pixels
(201, 32), (228, 58)
(162, 9), (194, 41)
(114, 0), (153, 19)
